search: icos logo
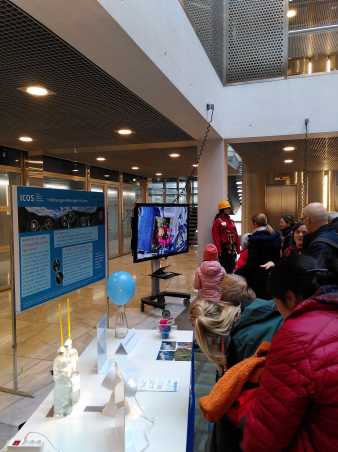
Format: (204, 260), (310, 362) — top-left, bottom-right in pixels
(20, 194), (35, 202)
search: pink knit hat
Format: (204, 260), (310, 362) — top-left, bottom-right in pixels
(203, 243), (219, 261)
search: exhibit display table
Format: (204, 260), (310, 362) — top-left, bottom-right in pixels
(7, 329), (194, 452)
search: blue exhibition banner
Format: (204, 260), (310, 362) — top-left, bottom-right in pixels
(12, 187), (106, 313)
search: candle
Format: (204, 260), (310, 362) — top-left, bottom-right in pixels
(67, 298), (71, 339)
(58, 304), (64, 346)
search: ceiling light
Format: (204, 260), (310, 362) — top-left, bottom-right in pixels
(192, 164), (199, 168)
(236, 181), (242, 185)
(72, 169), (79, 173)
(19, 136), (33, 142)
(132, 178), (137, 182)
(169, 153), (180, 158)
(96, 156), (106, 162)
(25, 85), (49, 97)
(284, 159), (294, 164)
(131, 166), (140, 170)
(155, 172), (163, 177)
(104, 174), (110, 178)
(287, 9), (297, 18)
(283, 146), (295, 152)
(117, 128), (133, 136)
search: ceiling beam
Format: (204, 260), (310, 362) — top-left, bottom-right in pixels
(48, 140), (197, 155)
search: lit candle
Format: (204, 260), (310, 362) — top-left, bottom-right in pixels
(58, 304), (64, 346)
(67, 298), (71, 339)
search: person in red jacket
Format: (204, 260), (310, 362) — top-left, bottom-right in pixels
(243, 254), (338, 452)
(212, 200), (240, 274)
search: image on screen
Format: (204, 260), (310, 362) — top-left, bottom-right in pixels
(134, 204), (189, 262)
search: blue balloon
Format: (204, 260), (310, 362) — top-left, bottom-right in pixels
(107, 272), (136, 306)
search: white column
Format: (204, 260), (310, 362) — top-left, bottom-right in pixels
(198, 139), (227, 258)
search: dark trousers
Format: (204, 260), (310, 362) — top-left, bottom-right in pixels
(207, 416), (242, 452)
(219, 249), (236, 274)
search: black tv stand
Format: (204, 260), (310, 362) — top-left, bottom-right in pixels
(141, 259), (191, 312)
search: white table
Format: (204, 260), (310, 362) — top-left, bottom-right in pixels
(8, 329), (193, 452)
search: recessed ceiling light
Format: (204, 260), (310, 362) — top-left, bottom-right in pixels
(25, 85), (49, 97)
(284, 159), (294, 164)
(236, 181), (242, 185)
(287, 9), (297, 18)
(283, 146), (295, 152)
(96, 156), (106, 161)
(117, 128), (133, 136)
(104, 174), (110, 178)
(192, 163), (199, 168)
(132, 178), (137, 182)
(155, 172), (163, 176)
(169, 153), (180, 158)
(72, 169), (79, 173)
(19, 136), (33, 142)
(131, 166), (140, 170)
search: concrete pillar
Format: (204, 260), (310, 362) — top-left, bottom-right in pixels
(198, 139), (227, 258)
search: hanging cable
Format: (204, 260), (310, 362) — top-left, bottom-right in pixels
(303, 118), (310, 209)
(173, 105), (215, 204)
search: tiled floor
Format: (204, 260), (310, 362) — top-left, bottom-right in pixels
(0, 250), (199, 449)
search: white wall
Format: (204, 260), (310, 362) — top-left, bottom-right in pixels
(98, 0), (225, 139)
(223, 72), (338, 141)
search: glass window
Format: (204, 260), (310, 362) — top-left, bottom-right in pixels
(43, 176), (85, 191)
(148, 181), (164, 203)
(107, 187), (119, 258)
(0, 171), (21, 290)
(90, 184), (120, 259)
(122, 185), (137, 254)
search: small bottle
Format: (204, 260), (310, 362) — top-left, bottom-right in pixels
(64, 338), (80, 404)
(53, 347), (73, 417)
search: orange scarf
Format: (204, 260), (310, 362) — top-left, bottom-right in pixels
(199, 341), (270, 422)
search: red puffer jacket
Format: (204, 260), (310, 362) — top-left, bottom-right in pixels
(243, 286), (338, 452)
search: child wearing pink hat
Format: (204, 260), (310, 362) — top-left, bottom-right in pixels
(193, 243), (226, 302)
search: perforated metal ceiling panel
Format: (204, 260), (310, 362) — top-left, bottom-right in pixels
(288, 0), (338, 59)
(233, 137), (338, 172)
(182, 0), (225, 80)
(289, 0), (338, 30)
(225, 0), (288, 83)
(0, 0), (191, 151)
(289, 30), (338, 58)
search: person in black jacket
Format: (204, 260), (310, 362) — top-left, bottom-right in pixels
(279, 214), (295, 252)
(303, 203), (338, 277)
(329, 212), (338, 233)
(236, 213), (281, 299)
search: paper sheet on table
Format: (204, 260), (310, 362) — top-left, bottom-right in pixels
(137, 377), (179, 392)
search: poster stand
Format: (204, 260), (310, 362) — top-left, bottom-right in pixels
(0, 189), (33, 397)
(0, 187), (110, 398)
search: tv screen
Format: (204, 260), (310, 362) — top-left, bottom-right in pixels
(133, 203), (189, 263)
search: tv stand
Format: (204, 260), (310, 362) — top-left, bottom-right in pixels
(141, 259), (191, 312)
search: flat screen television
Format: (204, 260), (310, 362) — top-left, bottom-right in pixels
(132, 203), (189, 263)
